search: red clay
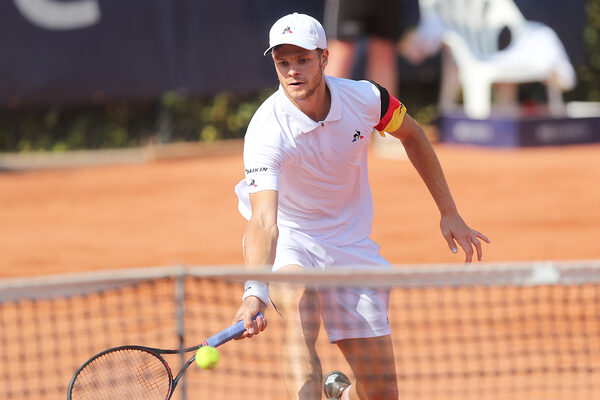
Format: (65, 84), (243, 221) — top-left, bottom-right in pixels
(1, 142), (599, 278)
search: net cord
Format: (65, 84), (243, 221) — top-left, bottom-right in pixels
(2, 260), (600, 303)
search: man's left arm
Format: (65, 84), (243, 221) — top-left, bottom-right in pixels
(388, 113), (490, 262)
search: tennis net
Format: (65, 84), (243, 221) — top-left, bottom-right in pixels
(2, 261), (600, 400)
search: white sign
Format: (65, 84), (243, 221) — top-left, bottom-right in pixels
(13, 0), (100, 30)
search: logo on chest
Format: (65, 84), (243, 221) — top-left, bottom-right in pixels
(352, 129), (365, 142)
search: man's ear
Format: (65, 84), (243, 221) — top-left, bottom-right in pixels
(321, 49), (329, 69)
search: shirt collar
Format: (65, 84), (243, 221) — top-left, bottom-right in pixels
(277, 74), (342, 134)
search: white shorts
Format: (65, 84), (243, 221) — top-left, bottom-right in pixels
(273, 226), (392, 343)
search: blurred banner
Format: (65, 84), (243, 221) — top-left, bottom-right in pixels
(0, 0), (323, 107)
(0, 0), (582, 108)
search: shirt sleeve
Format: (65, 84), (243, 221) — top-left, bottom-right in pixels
(242, 131), (283, 194)
(369, 80), (407, 137)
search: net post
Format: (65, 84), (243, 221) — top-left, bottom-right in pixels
(174, 265), (187, 400)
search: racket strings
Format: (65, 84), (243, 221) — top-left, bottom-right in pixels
(71, 349), (171, 400)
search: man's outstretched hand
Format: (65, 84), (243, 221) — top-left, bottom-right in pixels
(440, 213), (490, 263)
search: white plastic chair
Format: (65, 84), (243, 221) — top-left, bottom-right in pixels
(407, 0), (576, 119)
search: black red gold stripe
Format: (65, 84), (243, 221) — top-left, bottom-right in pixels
(370, 80), (406, 136)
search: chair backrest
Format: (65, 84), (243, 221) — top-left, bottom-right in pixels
(422, 0), (526, 58)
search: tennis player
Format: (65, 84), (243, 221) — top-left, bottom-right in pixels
(232, 12), (490, 400)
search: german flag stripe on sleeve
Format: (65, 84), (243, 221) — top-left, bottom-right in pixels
(370, 80), (407, 137)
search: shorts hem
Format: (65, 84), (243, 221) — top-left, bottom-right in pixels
(327, 327), (392, 343)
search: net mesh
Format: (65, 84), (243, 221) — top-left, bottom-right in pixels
(2, 261), (600, 400)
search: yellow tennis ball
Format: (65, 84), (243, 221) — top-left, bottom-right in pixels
(195, 346), (220, 369)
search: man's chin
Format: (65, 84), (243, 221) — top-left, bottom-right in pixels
(285, 87), (309, 101)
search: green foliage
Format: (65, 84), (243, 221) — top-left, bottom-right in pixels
(157, 90), (271, 143)
(0, 90), (272, 153)
(0, 102), (157, 152)
(565, 0), (600, 102)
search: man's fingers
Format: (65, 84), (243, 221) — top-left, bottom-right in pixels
(447, 230), (474, 261)
(256, 314), (267, 332)
(244, 310), (268, 337)
(244, 311), (257, 335)
(471, 230), (489, 261)
(444, 233), (458, 254)
(455, 236), (474, 263)
(462, 243), (474, 263)
(474, 230), (491, 244)
(442, 218), (490, 262)
(233, 300), (267, 340)
(472, 236), (483, 262)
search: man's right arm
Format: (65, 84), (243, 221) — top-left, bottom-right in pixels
(244, 190), (279, 267)
(233, 189), (279, 338)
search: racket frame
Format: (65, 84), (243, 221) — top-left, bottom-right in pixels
(67, 312), (262, 400)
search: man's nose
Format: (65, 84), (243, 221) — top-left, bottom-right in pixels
(287, 65), (300, 76)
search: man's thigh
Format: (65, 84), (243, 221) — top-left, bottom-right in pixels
(269, 265), (321, 340)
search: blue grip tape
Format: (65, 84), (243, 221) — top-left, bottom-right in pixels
(204, 312), (263, 348)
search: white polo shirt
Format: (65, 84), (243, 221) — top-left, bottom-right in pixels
(235, 75), (384, 246)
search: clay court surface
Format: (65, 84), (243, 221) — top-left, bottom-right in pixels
(2, 141), (600, 400)
(1, 141), (599, 278)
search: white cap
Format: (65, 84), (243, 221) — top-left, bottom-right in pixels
(264, 12), (327, 56)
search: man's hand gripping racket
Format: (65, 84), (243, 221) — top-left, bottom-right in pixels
(67, 312), (263, 400)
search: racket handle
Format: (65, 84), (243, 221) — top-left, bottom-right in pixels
(204, 312), (263, 348)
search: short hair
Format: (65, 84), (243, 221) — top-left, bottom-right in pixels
(270, 46), (325, 58)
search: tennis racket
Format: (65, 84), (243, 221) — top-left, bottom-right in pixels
(67, 312), (263, 400)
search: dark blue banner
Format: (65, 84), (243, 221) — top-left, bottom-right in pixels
(0, 0), (584, 108)
(0, 0), (323, 107)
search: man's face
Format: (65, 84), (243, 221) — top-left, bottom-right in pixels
(272, 45), (328, 102)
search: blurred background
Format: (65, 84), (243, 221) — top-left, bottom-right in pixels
(0, 0), (595, 152)
(2, 2), (600, 400)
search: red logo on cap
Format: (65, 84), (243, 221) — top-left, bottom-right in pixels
(282, 26), (293, 34)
